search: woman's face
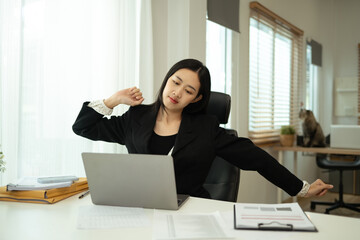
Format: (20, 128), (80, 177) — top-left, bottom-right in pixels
(162, 68), (202, 113)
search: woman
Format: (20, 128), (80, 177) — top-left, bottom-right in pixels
(73, 59), (333, 199)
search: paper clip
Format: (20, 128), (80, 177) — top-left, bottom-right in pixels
(258, 221), (293, 231)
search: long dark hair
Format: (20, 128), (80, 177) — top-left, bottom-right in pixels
(152, 59), (211, 114)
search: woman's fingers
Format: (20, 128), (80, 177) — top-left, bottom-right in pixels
(305, 179), (333, 197)
(128, 87), (144, 106)
(131, 89), (143, 100)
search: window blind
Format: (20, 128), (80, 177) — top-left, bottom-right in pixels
(248, 2), (304, 144)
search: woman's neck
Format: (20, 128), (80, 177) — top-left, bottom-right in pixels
(154, 108), (182, 136)
(157, 107), (182, 123)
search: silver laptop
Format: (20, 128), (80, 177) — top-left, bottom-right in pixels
(81, 152), (189, 210)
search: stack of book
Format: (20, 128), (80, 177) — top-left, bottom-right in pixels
(0, 177), (88, 204)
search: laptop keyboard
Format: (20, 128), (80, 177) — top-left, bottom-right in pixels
(177, 194), (189, 206)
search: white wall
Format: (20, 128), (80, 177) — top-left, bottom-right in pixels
(152, 0), (359, 203)
(333, 0), (360, 125)
(152, 0), (206, 97)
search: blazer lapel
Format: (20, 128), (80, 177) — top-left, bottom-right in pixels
(172, 113), (198, 156)
(132, 109), (157, 153)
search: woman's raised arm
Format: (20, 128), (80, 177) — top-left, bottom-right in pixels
(104, 87), (144, 109)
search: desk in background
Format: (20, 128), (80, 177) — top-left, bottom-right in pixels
(273, 146), (360, 203)
(1, 193), (360, 240)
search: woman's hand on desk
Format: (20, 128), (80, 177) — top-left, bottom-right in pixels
(104, 87), (144, 109)
(305, 179), (334, 197)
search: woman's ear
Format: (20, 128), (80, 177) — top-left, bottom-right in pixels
(191, 94), (203, 103)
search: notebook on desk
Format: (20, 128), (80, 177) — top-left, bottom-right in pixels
(81, 152), (189, 210)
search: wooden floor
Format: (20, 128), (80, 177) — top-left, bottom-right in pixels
(285, 192), (360, 218)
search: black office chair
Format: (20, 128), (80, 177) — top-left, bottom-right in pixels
(311, 154), (360, 214)
(203, 91), (240, 202)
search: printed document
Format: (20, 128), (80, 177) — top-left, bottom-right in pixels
(234, 202), (316, 231)
(153, 211), (233, 239)
(77, 205), (150, 229)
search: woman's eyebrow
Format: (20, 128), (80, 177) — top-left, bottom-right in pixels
(175, 75), (183, 82)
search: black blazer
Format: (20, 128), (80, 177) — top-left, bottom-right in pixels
(73, 103), (303, 198)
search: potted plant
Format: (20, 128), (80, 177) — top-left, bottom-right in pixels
(280, 125), (296, 147)
(0, 145), (5, 173)
(0, 145), (5, 186)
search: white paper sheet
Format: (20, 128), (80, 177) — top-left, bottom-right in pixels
(7, 176), (72, 190)
(153, 211), (233, 239)
(77, 205), (150, 229)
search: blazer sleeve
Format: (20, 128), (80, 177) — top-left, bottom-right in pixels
(214, 126), (303, 196)
(72, 102), (130, 144)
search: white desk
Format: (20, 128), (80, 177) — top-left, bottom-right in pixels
(1, 193), (360, 240)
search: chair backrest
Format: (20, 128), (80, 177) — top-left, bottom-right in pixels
(203, 91), (240, 202)
(316, 154), (360, 170)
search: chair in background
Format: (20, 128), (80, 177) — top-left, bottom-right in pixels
(311, 154), (360, 214)
(203, 91), (240, 202)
